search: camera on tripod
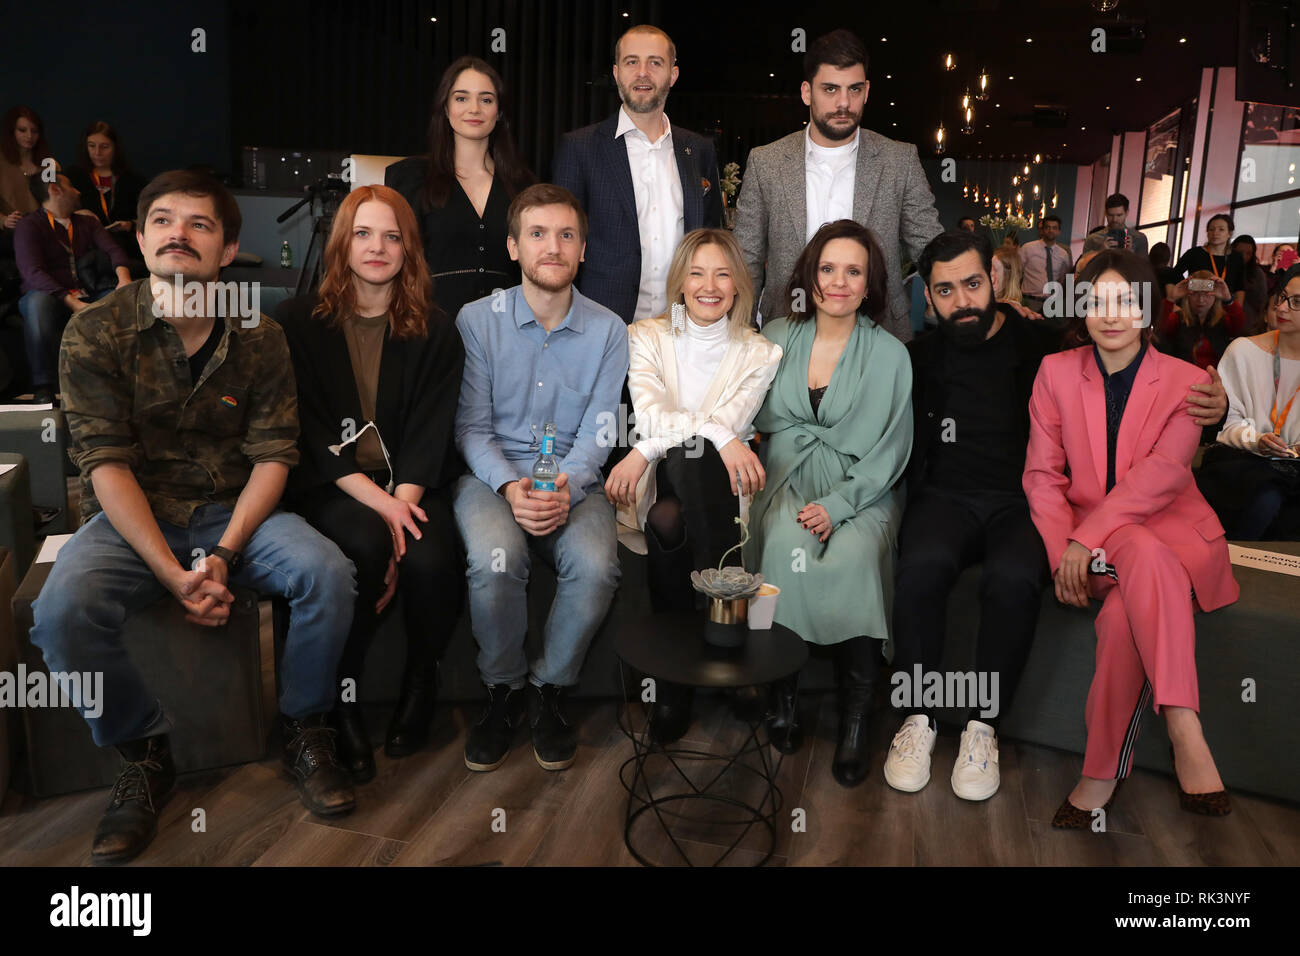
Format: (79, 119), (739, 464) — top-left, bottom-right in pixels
(278, 175), (350, 296)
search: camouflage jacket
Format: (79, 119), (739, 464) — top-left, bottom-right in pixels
(59, 279), (300, 526)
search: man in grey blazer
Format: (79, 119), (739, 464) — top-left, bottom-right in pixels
(733, 29), (942, 342)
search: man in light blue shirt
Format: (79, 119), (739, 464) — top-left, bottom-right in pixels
(453, 183), (628, 774)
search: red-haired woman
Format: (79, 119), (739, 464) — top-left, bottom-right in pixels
(275, 185), (465, 782)
(385, 55), (536, 320)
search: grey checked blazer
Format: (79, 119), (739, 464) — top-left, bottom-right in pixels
(733, 127), (943, 343)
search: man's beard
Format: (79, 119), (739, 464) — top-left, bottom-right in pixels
(617, 76), (669, 115)
(938, 297), (999, 348)
(523, 259), (576, 293)
(811, 108), (861, 143)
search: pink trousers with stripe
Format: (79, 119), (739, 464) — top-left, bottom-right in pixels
(1082, 525), (1201, 780)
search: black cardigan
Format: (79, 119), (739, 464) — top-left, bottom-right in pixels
(274, 294), (466, 499)
(67, 166), (145, 229)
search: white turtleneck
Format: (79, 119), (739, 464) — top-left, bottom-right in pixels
(634, 313), (740, 461)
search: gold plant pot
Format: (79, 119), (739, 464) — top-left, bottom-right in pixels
(705, 596), (748, 648)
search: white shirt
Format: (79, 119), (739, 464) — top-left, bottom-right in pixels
(805, 127), (859, 244)
(617, 106), (685, 321)
(1218, 335), (1300, 451)
(634, 313), (739, 461)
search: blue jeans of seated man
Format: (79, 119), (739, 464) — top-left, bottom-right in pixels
(452, 474), (621, 688)
(29, 504), (357, 748)
(19, 288), (112, 389)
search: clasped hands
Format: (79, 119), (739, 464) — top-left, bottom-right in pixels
(506, 474), (572, 536)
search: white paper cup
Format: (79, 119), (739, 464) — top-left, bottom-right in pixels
(748, 584), (780, 630)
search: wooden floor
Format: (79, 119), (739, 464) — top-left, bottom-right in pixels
(2, 688), (1296, 867)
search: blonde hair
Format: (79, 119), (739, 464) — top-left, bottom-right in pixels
(662, 229), (755, 335)
(1176, 269), (1226, 327)
(993, 246), (1024, 303)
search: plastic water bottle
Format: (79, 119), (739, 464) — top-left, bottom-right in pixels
(532, 422), (558, 492)
(280, 241), (292, 268)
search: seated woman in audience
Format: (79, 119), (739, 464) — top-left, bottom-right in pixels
(66, 121), (145, 263)
(1174, 214), (1243, 300)
(385, 55), (536, 320)
(745, 220), (913, 787)
(1231, 234), (1270, 330)
(1268, 242), (1297, 297)
(276, 185), (466, 782)
(1023, 248), (1239, 827)
(1149, 242), (1181, 301)
(1197, 264), (1300, 541)
(604, 228), (782, 742)
(0, 106), (52, 233)
(1156, 270), (1249, 368)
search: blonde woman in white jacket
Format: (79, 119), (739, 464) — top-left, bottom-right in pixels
(1197, 266), (1300, 539)
(604, 228), (783, 742)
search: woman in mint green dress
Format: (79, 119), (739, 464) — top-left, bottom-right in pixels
(745, 220), (913, 788)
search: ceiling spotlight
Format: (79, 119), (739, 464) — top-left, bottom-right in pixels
(885, 74), (892, 79)
(1023, 164), (1030, 175)
(944, 52), (957, 70)
(935, 122), (947, 154)
(962, 89), (971, 110)
(1008, 75), (1015, 80)
(1136, 76), (1143, 82)
(1026, 37), (1033, 43)
(1034, 153), (1042, 163)
(977, 70), (989, 100)
(1179, 37), (1187, 43)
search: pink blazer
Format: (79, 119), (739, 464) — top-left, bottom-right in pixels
(1023, 345), (1239, 611)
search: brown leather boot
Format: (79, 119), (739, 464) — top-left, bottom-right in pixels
(281, 714), (356, 816)
(91, 734), (175, 865)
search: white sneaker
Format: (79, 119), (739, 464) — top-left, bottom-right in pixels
(883, 714), (938, 792)
(951, 720), (1000, 801)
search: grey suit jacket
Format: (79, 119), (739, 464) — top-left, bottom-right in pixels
(733, 128), (943, 342)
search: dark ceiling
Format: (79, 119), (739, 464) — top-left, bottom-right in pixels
(658, 0), (1239, 166)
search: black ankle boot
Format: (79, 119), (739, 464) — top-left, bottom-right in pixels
(385, 661), (439, 758)
(281, 714), (356, 816)
(832, 637), (878, 787)
(332, 701), (376, 783)
(92, 734), (175, 865)
(464, 683), (523, 772)
(766, 675), (804, 754)
(648, 680), (694, 744)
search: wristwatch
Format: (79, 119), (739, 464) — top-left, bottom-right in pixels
(210, 546), (243, 572)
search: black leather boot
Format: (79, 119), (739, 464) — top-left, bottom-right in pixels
(332, 701), (376, 783)
(91, 734), (175, 865)
(281, 714), (356, 816)
(644, 523), (698, 613)
(385, 660), (438, 758)
(766, 674), (804, 754)
(648, 679), (694, 745)
(832, 637), (879, 787)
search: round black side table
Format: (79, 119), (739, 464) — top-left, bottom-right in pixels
(614, 611), (807, 867)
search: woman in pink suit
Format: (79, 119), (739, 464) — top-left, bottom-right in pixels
(1022, 249), (1240, 827)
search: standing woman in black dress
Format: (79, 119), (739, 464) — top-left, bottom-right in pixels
(385, 55), (536, 319)
(276, 185), (466, 782)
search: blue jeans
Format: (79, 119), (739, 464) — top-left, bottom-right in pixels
(18, 288), (111, 388)
(452, 475), (620, 687)
(30, 504), (357, 747)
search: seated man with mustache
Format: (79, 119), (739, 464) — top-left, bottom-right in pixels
(30, 170), (360, 865)
(884, 230), (1227, 803)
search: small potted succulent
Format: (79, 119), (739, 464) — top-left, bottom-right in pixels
(691, 517), (763, 648)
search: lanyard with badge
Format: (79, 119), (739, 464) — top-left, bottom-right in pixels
(1270, 330), (1300, 439)
(92, 171), (113, 221)
(46, 210), (77, 286)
